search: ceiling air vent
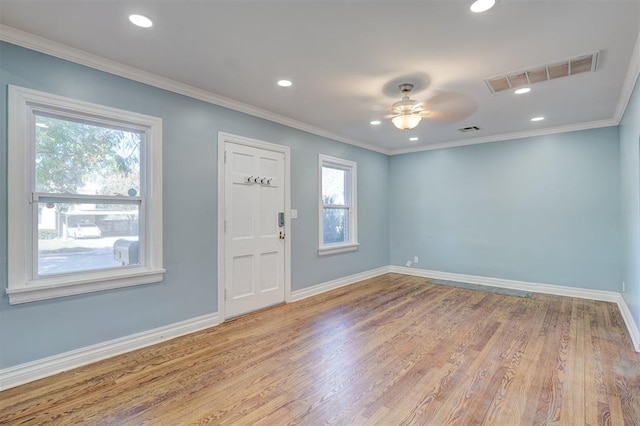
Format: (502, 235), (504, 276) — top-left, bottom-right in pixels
(485, 51), (599, 93)
(459, 126), (481, 133)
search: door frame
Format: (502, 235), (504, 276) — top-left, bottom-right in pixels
(217, 132), (292, 321)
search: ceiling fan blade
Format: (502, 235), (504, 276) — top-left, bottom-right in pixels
(383, 87), (477, 125)
(421, 92), (478, 123)
(426, 110), (467, 120)
(429, 92), (473, 108)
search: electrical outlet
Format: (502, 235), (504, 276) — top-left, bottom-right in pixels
(414, 256), (419, 264)
(406, 260), (412, 268)
(622, 281), (626, 292)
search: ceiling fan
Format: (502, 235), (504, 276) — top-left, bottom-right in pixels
(386, 83), (431, 130)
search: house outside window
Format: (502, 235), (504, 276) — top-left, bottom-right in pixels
(7, 86), (164, 304)
(318, 154), (358, 255)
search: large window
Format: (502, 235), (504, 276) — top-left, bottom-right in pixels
(318, 154), (358, 255)
(7, 86), (164, 304)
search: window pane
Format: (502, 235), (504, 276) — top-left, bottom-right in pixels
(322, 166), (346, 205)
(35, 114), (141, 196)
(323, 207), (350, 244)
(37, 201), (140, 276)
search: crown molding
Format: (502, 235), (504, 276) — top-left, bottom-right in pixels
(0, 24), (390, 155)
(389, 118), (618, 155)
(613, 30), (640, 123)
(1, 24), (637, 157)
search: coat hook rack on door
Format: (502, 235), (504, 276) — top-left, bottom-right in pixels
(246, 176), (273, 185)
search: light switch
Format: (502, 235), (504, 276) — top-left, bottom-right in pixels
(291, 209), (298, 219)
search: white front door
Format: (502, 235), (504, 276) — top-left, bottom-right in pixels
(223, 141), (286, 318)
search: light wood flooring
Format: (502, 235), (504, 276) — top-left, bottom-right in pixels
(1, 273), (639, 425)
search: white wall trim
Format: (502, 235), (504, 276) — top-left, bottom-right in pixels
(0, 313), (220, 391)
(389, 119), (618, 155)
(613, 31), (640, 123)
(0, 24), (389, 156)
(616, 295), (640, 352)
(390, 266), (621, 302)
(2, 24), (637, 158)
(6, 268), (166, 305)
(290, 266), (390, 302)
(3, 266), (639, 391)
(391, 266), (639, 352)
(292, 266), (639, 354)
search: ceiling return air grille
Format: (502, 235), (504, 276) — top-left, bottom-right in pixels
(485, 51), (599, 93)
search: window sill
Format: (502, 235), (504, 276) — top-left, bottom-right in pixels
(318, 243), (360, 256)
(6, 267), (166, 305)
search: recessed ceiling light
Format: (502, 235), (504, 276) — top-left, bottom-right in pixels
(277, 80), (293, 87)
(470, 0), (495, 13)
(129, 14), (153, 28)
(409, 137), (419, 141)
(370, 120), (381, 125)
(531, 116), (545, 122)
(515, 87), (531, 95)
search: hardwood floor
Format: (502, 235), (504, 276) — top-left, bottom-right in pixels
(1, 273), (638, 425)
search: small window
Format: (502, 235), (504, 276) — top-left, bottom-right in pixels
(318, 154), (358, 255)
(7, 86), (164, 304)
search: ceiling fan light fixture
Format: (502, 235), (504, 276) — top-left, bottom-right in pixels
(392, 114), (422, 130)
(470, 0), (495, 13)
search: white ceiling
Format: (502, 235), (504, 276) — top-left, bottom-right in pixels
(1, 0), (639, 154)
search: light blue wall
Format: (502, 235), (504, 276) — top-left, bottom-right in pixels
(389, 127), (621, 291)
(0, 42), (389, 368)
(0, 40), (633, 371)
(620, 74), (640, 330)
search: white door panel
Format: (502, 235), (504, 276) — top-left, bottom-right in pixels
(224, 142), (285, 318)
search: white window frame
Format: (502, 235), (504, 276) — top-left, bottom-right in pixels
(7, 85), (164, 304)
(318, 154), (358, 255)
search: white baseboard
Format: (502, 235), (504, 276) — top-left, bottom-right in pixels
(0, 313), (220, 391)
(389, 266), (621, 302)
(390, 265), (639, 352)
(290, 266), (390, 302)
(3, 265), (638, 392)
(616, 295), (640, 352)
(1, 265), (391, 392)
